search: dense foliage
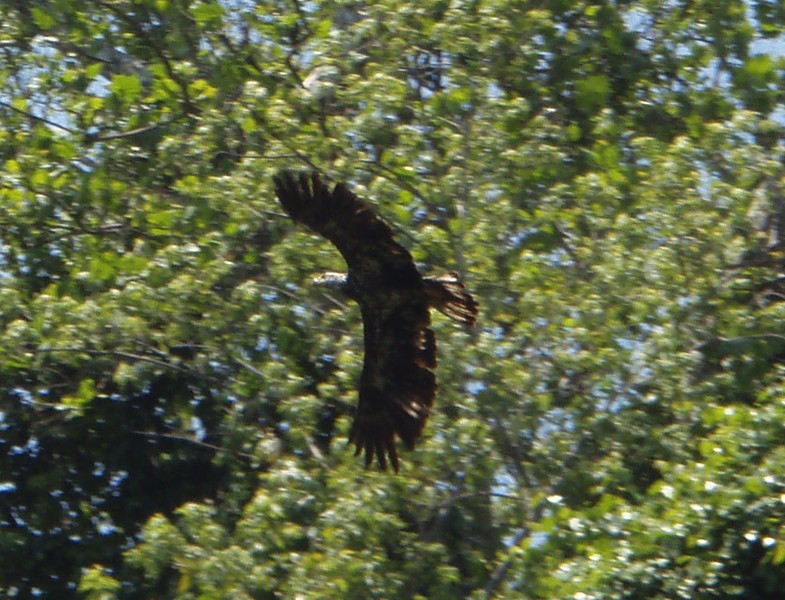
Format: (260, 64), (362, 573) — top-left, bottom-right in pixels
(2, 0), (785, 597)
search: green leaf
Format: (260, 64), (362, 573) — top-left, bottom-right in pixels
(109, 74), (143, 104)
(192, 2), (225, 26)
(77, 565), (122, 599)
(575, 74), (611, 113)
(62, 378), (97, 410)
(739, 55), (775, 86)
(31, 6), (56, 29)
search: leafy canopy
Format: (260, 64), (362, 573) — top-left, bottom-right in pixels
(2, 0), (785, 598)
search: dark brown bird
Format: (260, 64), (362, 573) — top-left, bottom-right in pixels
(273, 171), (478, 471)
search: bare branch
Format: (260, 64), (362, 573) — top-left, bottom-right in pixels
(0, 99), (79, 135)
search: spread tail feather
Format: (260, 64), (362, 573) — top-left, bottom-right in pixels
(424, 272), (478, 327)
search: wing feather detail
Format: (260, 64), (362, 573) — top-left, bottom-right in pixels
(274, 171), (415, 280)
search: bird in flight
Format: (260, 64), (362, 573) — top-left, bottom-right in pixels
(274, 171), (478, 471)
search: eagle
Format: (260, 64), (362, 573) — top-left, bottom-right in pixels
(274, 171), (478, 472)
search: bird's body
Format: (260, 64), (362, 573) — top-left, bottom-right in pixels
(314, 270), (478, 329)
(274, 171), (477, 471)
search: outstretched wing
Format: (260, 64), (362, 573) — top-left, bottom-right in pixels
(274, 171), (436, 471)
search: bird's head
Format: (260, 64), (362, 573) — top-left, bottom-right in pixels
(313, 271), (349, 288)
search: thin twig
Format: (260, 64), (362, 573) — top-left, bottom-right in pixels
(89, 116), (180, 142)
(133, 430), (254, 459)
(34, 347), (194, 375)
